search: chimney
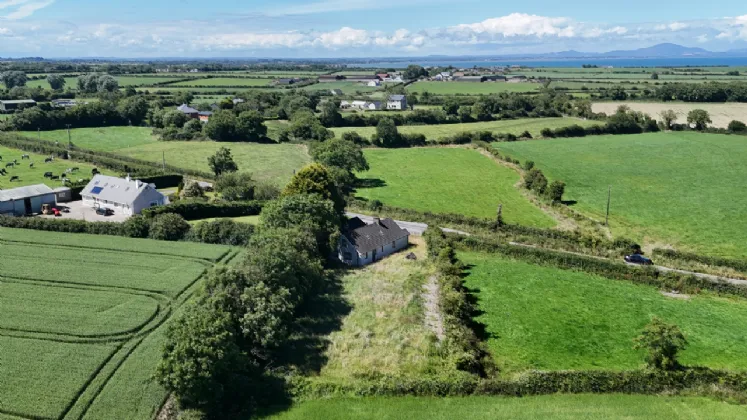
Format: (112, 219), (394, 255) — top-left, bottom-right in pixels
(125, 173), (131, 182)
(373, 217), (380, 225)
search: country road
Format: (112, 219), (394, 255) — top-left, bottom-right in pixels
(346, 212), (747, 288)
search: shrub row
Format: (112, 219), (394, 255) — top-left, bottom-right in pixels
(424, 228), (495, 377)
(141, 200), (264, 221)
(652, 248), (747, 273)
(448, 233), (747, 298)
(297, 368), (747, 399)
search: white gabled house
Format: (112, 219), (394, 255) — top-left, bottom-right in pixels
(80, 174), (169, 216)
(386, 95), (407, 110)
(338, 217), (410, 266)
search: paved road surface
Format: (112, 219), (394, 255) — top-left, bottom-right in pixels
(346, 212), (745, 287)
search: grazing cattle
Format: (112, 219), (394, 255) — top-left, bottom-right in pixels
(21, 154), (29, 160)
(44, 157), (54, 163)
(91, 168), (99, 175)
(0, 169), (6, 176)
(9, 176), (19, 182)
(13, 159), (17, 164)
(50, 175), (60, 180)
(71, 167), (79, 172)
(43, 172), (53, 178)
(29, 162), (34, 168)
(0, 155), (2, 161)
(5, 162), (14, 168)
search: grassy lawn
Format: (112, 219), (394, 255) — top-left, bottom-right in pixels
(461, 251), (747, 373)
(261, 394), (747, 419)
(188, 215), (260, 225)
(494, 132), (747, 258)
(169, 77), (273, 87)
(116, 141), (310, 185)
(331, 117), (600, 140)
(0, 144), (108, 189)
(407, 81), (539, 94)
(356, 148), (555, 226)
(22, 126), (158, 152)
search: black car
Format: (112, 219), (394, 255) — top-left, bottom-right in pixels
(95, 207), (114, 216)
(625, 254), (653, 265)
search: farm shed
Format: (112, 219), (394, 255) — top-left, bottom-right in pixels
(0, 99), (36, 112)
(80, 174), (169, 216)
(0, 184), (56, 216)
(338, 217), (410, 266)
(176, 104), (199, 118)
(456, 76), (485, 82)
(53, 186), (72, 203)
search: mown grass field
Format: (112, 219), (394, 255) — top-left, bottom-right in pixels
(302, 81), (381, 94)
(22, 126), (158, 151)
(331, 117), (600, 140)
(168, 77), (273, 87)
(0, 227), (230, 420)
(407, 81), (540, 94)
(262, 394), (747, 419)
(116, 141), (311, 185)
(461, 251), (747, 373)
(494, 132), (747, 258)
(0, 144), (108, 189)
(356, 148), (555, 226)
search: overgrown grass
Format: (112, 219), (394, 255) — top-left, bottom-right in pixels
(461, 251), (747, 374)
(356, 147), (555, 226)
(494, 132), (747, 258)
(261, 394), (747, 419)
(21, 126), (158, 152)
(188, 215), (260, 225)
(0, 144), (108, 189)
(330, 117), (600, 140)
(115, 141), (311, 185)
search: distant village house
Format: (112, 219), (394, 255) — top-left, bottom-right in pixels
(339, 217), (410, 266)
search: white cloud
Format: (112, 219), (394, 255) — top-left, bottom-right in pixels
(314, 27), (370, 48)
(696, 34), (708, 43)
(655, 22), (688, 31)
(450, 13), (574, 38)
(0, 0), (54, 20)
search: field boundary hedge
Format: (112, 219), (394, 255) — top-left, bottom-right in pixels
(141, 200), (264, 220)
(653, 248), (747, 273)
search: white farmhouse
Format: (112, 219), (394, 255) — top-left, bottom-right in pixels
(338, 217), (410, 266)
(80, 174), (169, 216)
(386, 95), (407, 110)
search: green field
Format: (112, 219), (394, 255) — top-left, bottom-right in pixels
(331, 117), (600, 140)
(24, 77), (79, 89)
(494, 132), (747, 258)
(262, 394), (747, 419)
(22, 126), (158, 151)
(0, 144), (109, 189)
(117, 141), (311, 185)
(169, 77), (273, 87)
(407, 81), (539, 94)
(356, 148), (554, 226)
(0, 227), (230, 420)
(461, 251), (747, 373)
(303, 81), (380, 94)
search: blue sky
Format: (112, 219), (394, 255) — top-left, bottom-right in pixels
(1, 0), (747, 57)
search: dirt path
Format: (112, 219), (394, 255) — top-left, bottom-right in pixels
(422, 275), (445, 342)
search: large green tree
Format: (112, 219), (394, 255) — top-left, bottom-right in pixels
(282, 163), (344, 215)
(687, 109), (712, 130)
(372, 118), (400, 147)
(208, 146), (239, 176)
(204, 110), (237, 141)
(0, 71), (27, 89)
(46, 74), (66, 90)
(235, 110), (267, 142)
(117, 96), (150, 125)
(260, 194), (341, 256)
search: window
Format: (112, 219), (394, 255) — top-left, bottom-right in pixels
(149, 201), (159, 207)
(392, 241), (396, 248)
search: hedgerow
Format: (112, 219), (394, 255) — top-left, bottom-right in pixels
(141, 200), (264, 220)
(653, 248), (747, 273)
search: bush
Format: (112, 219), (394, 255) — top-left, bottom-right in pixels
(540, 128), (555, 138)
(215, 172), (255, 201)
(123, 215), (151, 238)
(142, 200), (264, 221)
(545, 180), (566, 203)
(149, 213), (191, 241)
(522, 160), (535, 171)
(634, 317), (688, 371)
(188, 219), (255, 246)
(728, 120), (747, 133)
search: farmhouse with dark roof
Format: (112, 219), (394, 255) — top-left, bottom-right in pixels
(339, 217), (410, 266)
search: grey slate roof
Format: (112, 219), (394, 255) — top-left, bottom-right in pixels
(344, 218), (409, 254)
(388, 95), (405, 101)
(177, 104), (199, 114)
(80, 174), (164, 205)
(0, 184), (54, 202)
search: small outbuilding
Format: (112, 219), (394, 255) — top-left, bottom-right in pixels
(0, 99), (36, 112)
(80, 174), (169, 216)
(53, 186), (72, 203)
(0, 184), (56, 216)
(339, 217), (410, 266)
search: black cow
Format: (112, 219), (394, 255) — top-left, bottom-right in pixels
(21, 154), (29, 160)
(5, 162), (14, 168)
(71, 167), (79, 172)
(43, 172), (53, 178)
(9, 176), (19, 182)
(44, 157), (54, 163)
(29, 162), (34, 168)
(50, 175), (60, 180)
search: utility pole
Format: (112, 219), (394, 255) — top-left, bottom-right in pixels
(605, 186), (611, 226)
(66, 124), (72, 149)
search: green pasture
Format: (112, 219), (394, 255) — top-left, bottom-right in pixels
(302, 81), (380, 94)
(169, 77), (273, 87)
(22, 126), (158, 151)
(262, 394), (747, 420)
(116, 141), (310, 185)
(0, 144), (107, 189)
(331, 117), (600, 140)
(461, 251), (747, 373)
(356, 147), (554, 226)
(407, 81), (539, 94)
(137, 86), (271, 93)
(494, 132), (747, 258)
(24, 77), (79, 89)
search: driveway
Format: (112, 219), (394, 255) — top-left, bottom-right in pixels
(38, 200), (130, 223)
(345, 212), (470, 236)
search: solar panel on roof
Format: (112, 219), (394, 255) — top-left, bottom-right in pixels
(91, 186), (104, 194)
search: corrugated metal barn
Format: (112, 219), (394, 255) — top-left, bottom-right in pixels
(0, 184), (56, 216)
